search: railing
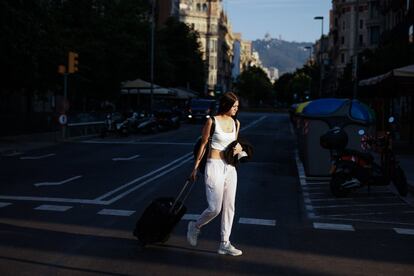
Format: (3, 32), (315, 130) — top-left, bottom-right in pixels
(66, 121), (105, 138)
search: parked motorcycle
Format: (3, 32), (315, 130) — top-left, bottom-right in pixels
(136, 114), (159, 134)
(154, 108), (181, 131)
(320, 117), (408, 197)
(100, 112), (123, 138)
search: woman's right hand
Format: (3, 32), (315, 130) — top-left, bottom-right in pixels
(189, 168), (198, 182)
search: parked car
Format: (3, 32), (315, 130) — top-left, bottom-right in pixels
(187, 99), (217, 122)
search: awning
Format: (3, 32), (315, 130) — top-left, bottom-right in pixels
(359, 64), (414, 86)
(120, 87), (176, 96)
(169, 88), (198, 100)
(121, 78), (161, 89)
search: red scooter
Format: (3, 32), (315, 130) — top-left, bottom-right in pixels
(321, 117), (408, 197)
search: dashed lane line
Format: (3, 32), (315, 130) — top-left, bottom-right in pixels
(0, 202), (12, 208)
(182, 214), (200, 221)
(394, 228), (414, 235)
(20, 153), (55, 160)
(239, 218), (276, 227)
(313, 222), (355, 231)
(112, 155), (140, 161)
(313, 203), (407, 209)
(34, 175), (83, 187)
(97, 209), (135, 217)
(182, 214), (277, 227)
(34, 205), (73, 212)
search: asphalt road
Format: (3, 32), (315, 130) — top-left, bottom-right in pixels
(0, 112), (413, 276)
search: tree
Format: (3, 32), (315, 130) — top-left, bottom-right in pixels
(234, 66), (274, 107)
(155, 17), (205, 92)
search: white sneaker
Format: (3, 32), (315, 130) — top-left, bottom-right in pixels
(217, 241), (242, 256)
(187, 221), (200, 246)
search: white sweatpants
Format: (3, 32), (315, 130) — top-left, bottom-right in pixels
(196, 158), (238, 242)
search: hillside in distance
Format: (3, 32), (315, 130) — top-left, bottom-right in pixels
(252, 35), (313, 75)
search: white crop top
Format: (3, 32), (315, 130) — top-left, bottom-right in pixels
(210, 117), (237, 151)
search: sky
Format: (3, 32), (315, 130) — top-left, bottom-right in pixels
(223, 0), (332, 43)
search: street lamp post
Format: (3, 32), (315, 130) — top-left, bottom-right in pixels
(305, 46), (312, 99)
(150, 0), (156, 114)
(314, 16), (324, 98)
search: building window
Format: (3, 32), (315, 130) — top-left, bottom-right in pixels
(370, 26), (380, 44)
(341, 53), (345, 64)
(196, 3), (201, 11)
(359, 35), (363, 46)
(202, 3), (208, 12)
(360, 19), (363, 29)
(341, 36), (345, 45)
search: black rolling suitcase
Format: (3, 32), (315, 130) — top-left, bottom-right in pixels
(133, 180), (194, 246)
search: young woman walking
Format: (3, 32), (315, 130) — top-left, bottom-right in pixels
(188, 92), (243, 256)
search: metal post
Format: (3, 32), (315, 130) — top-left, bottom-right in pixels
(314, 16), (324, 98)
(150, 0), (155, 114)
(353, 0), (360, 99)
(305, 46), (312, 99)
(62, 73), (68, 140)
(204, 0), (212, 97)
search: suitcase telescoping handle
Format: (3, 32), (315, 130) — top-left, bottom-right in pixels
(170, 179), (195, 214)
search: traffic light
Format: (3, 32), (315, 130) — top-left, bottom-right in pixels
(68, 51), (79, 73)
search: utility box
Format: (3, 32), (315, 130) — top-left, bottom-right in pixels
(299, 98), (375, 176)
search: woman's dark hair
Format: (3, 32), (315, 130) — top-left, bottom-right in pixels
(217, 92), (239, 115)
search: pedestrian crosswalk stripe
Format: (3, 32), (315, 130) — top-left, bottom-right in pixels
(97, 209), (135, 217)
(313, 222), (355, 231)
(0, 202), (11, 208)
(394, 228), (414, 235)
(34, 205), (72, 212)
(239, 218), (276, 226)
(182, 214), (200, 221)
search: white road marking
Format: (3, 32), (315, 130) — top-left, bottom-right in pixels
(323, 216), (414, 226)
(304, 182), (330, 185)
(0, 202), (11, 208)
(304, 177), (331, 181)
(309, 196), (397, 202)
(0, 115), (268, 205)
(97, 209), (135, 216)
(34, 175), (83, 187)
(34, 205), (72, 212)
(133, 142), (194, 146)
(242, 116), (267, 131)
(324, 210), (414, 217)
(313, 222), (355, 231)
(239, 217), (276, 226)
(305, 205), (314, 211)
(3, 152), (23, 157)
(394, 228), (414, 235)
(112, 155), (140, 161)
(313, 203), (406, 209)
(96, 152), (192, 202)
(20, 153), (55, 160)
(0, 195), (104, 205)
(182, 214), (200, 221)
(83, 140), (136, 144)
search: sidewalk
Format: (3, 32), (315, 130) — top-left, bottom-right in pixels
(0, 131), (61, 156)
(394, 140), (414, 194)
